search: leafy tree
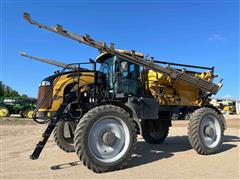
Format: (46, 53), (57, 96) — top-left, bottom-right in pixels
(10, 90), (20, 97)
(21, 94), (28, 99)
(0, 81), (35, 100)
(3, 86), (11, 97)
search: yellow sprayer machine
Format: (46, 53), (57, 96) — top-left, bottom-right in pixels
(21, 13), (226, 173)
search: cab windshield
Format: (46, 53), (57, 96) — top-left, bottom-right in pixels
(99, 57), (115, 89)
(99, 56), (141, 96)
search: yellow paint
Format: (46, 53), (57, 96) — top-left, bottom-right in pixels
(43, 72), (95, 112)
(0, 107), (9, 118)
(223, 106), (234, 111)
(146, 70), (213, 106)
(39, 136), (44, 142)
(26, 110), (34, 119)
(38, 50), (215, 115)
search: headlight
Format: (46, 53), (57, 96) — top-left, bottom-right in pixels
(41, 80), (50, 86)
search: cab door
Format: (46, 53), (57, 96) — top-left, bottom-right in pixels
(114, 59), (140, 97)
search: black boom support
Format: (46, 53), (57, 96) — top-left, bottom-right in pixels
(30, 93), (75, 159)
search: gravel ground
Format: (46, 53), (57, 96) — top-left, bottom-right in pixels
(0, 116), (239, 180)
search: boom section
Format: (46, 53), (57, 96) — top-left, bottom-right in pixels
(23, 12), (222, 94)
(20, 52), (79, 70)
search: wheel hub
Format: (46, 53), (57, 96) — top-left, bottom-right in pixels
(204, 126), (215, 137)
(200, 114), (221, 148)
(27, 111), (34, 119)
(0, 109), (8, 117)
(88, 116), (130, 163)
(102, 131), (116, 146)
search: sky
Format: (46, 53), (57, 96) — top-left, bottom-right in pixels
(0, 0), (239, 98)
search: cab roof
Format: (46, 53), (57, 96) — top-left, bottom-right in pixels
(96, 49), (144, 63)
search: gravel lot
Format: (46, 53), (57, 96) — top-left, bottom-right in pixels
(0, 116), (239, 179)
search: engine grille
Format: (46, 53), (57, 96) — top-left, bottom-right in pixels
(37, 86), (53, 109)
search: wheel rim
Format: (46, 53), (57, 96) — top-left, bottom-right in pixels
(27, 111), (34, 119)
(200, 114), (221, 148)
(88, 116), (130, 163)
(0, 108), (8, 117)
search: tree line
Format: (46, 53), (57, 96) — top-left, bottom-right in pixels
(0, 81), (30, 98)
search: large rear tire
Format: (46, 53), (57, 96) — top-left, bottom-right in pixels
(74, 105), (137, 173)
(141, 119), (170, 144)
(53, 120), (76, 153)
(188, 107), (224, 155)
(20, 110), (27, 118)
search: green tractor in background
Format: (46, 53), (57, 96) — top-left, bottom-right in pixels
(0, 97), (36, 118)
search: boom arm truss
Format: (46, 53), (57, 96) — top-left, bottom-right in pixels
(23, 12), (222, 94)
(20, 52), (79, 70)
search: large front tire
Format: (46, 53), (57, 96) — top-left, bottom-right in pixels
(53, 120), (76, 153)
(188, 107), (224, 155)
(74, 105), (137, 173)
